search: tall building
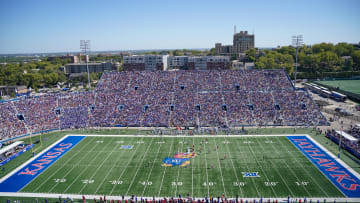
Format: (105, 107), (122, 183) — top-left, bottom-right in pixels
(168, 56), (188, 70)
(123, 55), (166, 71)
(168, 56), (230, 70)
(215, 30), (255, 57)
(63, 62), (119, 77)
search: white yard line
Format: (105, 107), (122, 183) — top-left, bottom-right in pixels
(191, 136), (194, 197)
(264, 136), (314, 197)
(203, 138), (210, 197)
(157, 139), (174, 197)
(233, 137), (261, 197)
(62, 137), (115, 193)
(141, 140), (163, 197)
(109, 137), (145, 195)
(212, 137), (226, 197)
(125, 137), (155, 196)
(174, 137), (185, 197)
(254, 136), (296, 197)
(246, 137), (278, 197)
(222, 136), (243, 197)
(78, 137), (120, 194)
(37, 137), (96, 192)
(94, 138), (130, 194)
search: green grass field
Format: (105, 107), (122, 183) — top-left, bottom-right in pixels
(20, 135), (344, 198)
(318, 80), (360, 95)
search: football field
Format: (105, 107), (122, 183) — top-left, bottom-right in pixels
(14, 135), (347, 198)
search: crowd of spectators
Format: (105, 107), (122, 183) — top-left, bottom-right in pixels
(0, 69), (328, 141)
(0, 102), (26, 141)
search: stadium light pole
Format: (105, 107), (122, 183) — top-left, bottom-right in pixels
(80, 40), (91, 90)
(292, 35), (303, 89)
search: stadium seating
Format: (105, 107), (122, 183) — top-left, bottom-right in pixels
(0, 69), (328, 141)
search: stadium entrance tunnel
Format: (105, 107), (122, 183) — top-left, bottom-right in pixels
(196, 104), (201, 111)
(144, 104), (149, 112)
(16, 114), (25, 121)
(301, 102), (307, 109)
(55, 107), (61, 115)
(235, 84), (240, 90)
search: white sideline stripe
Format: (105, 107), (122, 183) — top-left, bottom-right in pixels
(0, 135), (70, 184)
(1, 192), (360, 202)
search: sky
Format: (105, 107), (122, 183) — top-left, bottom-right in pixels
(0, 0), (359, 54)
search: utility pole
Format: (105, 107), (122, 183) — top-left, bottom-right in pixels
(292, 35), (303, 89)
(80, 40), (91, 90)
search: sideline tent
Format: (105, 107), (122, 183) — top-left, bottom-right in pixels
(336, 130), (359, 143)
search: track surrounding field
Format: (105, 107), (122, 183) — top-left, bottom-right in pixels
(318, 80), (360, 95)
(16, 135), (346, 198)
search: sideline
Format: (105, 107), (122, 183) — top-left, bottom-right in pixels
(1, 192), (360, 202)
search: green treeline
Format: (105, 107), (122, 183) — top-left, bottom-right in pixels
(246, 42), (360, 77)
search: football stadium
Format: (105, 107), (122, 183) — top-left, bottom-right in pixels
(0, 70), (360, 203)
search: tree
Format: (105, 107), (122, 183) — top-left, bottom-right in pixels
(209, 48), (216, 56)
(245, 48), (256, 62)
(352, 50), (360, 70)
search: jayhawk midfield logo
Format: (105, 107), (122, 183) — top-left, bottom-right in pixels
(162, 153), (198, 167)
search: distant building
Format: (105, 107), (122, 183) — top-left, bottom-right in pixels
(231, 60), (255, 70)
(63, 62), (119, 77)
(341, 56), (352, 61)
(168, 56), (230, 70)
(123, 55), (167, 71)
(0, 86), (28, 97)
(215, 31), (255, 58)
(48, 55), (80, 63)
(168, 56), (188, 70)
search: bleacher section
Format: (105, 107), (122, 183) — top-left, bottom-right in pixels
(0, 69), (327, 142)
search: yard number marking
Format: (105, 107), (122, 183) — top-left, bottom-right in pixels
(203, 182), (216, 187)
(295, 181), (309, 186)
(54, 179), (66, 183)
(233, 182), (246, 186)
(81, 179), (94, 184)
(140, 181), (152, 186)
(264, 182), (278, 186)
(172, 182), (183, 186)
(109, 180), (123, 185)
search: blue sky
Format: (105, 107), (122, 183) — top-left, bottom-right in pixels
(0, 0), (359, 54)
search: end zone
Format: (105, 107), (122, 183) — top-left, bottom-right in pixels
(0, 136), (85, 192)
